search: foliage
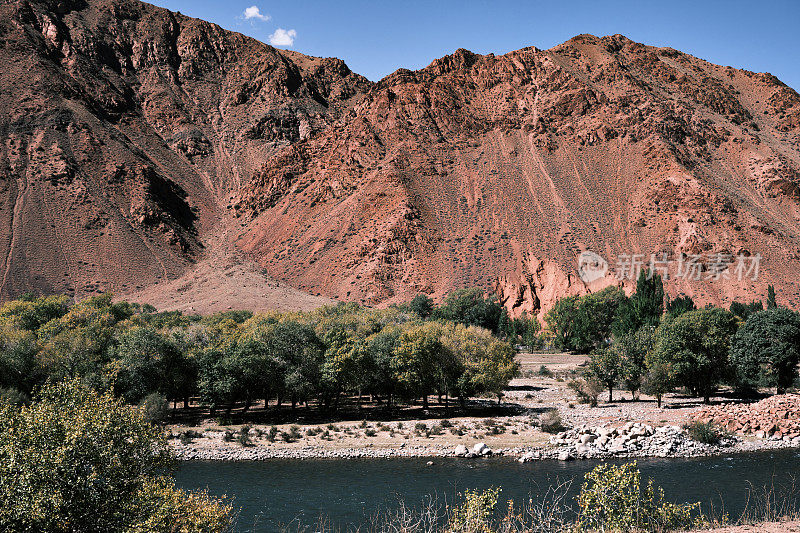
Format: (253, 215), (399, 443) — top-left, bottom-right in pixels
(434, 288), (503, 333)
(587, 348), (623, 402)
(767, 284), (777, 309)
(730, 307), (800, 393)
(665, 294), (696, 317)
(139, 392), (169, 425)
(409, 294), (435, 318)
(641, 363), (672, 408)
(545, 287), (625, 353)
(683, 420), (728, 445)
(576, 462), (704, 532)
(729, 300), (764, 321)
(613, 270), (665, 336)
(649, 307), (738, 403)
(568, 378), (604, 407)
(538, 409), (565, 434)
(0, 379), (232, 532)
(448, 487), (500, 533)
(615, 326), (657, 398)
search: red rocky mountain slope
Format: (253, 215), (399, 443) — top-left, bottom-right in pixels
(3, 0), (800, 315)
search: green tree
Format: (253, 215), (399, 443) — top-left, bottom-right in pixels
(408, 294), (434, 318)
(730, 308), (800, 393)
(649, 308), (738, 403)
(587, 348), (623, 402)
(391, 323), (443, 409)
(0, 294), (69, 331)
(615, 326), (656, 398)
(641, 362), (672, 408)
(0, 379), (232, 532)
(614, 270), (665, 335)
(497, 308), (513, 340)
(435, 288), (503, 333)
(665, 294), (695, 317)
(766, 284), (777, 309)
(729, 300), (764, 321)
(545, 287), (625, 353)
(112, 326), (189, 405)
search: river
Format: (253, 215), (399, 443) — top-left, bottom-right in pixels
(175, 449), (800, 532)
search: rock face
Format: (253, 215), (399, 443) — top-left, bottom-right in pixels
(0, 0), (369, 303)
(3, 0), (800, 314)
(697, 394), (800, 442)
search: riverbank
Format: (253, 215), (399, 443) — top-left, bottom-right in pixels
(169, 356), (800, 461)
(170, 429), (800, 461)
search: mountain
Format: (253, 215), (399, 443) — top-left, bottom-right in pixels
(3, 0), (800, 315)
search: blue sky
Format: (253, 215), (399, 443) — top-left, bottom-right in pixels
(149, 0), (800, 89)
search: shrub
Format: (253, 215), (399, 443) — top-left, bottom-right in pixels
(439, 419), (453, 428)
(576, 462), (705, 532)
(282, 425), (302, 442)
(237, 425), (253, 446)
(222, 430), (234, 442)
(265, 426), (278, 442)
(684, 421), (727, 445)
(0, 379), (232, 532)
(539, 409), (565, 434)
(139, 392), (169, 425)
(448, 487), (500, 532)
(537, 365), (553, 377)
(0, 387), (30, 406)
(568, 378), (603, 407)
(179, 430), (201, 445)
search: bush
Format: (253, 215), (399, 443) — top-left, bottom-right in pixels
(448, 487), (500, 532)
(568, 378), (603, 407)
(222, 430), (234, 442)
(0, 387), (29, 406)
(684, 421), (727, 445)
(576, 462), (705, 532)
(282, 425), (301, 442)
(0, 380), (232, 532)
(539, 409), (565, 434)
(139, 392), (169, 425)
(236, 425), (254, 446)
(537, 365), (553, 377)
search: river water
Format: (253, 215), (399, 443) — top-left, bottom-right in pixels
(175, 449), (800, 532)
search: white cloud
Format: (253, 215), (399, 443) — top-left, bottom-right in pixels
(243, 6), (270, 22)
(269, 28), (297, 46)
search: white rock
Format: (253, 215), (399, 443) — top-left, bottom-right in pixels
(454, 444), (469, 457)
(473, 442), (491, 455)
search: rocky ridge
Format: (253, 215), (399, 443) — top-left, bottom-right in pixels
(3, 0), (800, 315)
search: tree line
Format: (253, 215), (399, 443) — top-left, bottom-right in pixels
(544, 270), (799, 404)
(0, 289), (526, 415)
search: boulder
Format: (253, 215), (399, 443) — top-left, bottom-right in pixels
(473, 442), (491, 456)
(454, 444), (469, 457)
